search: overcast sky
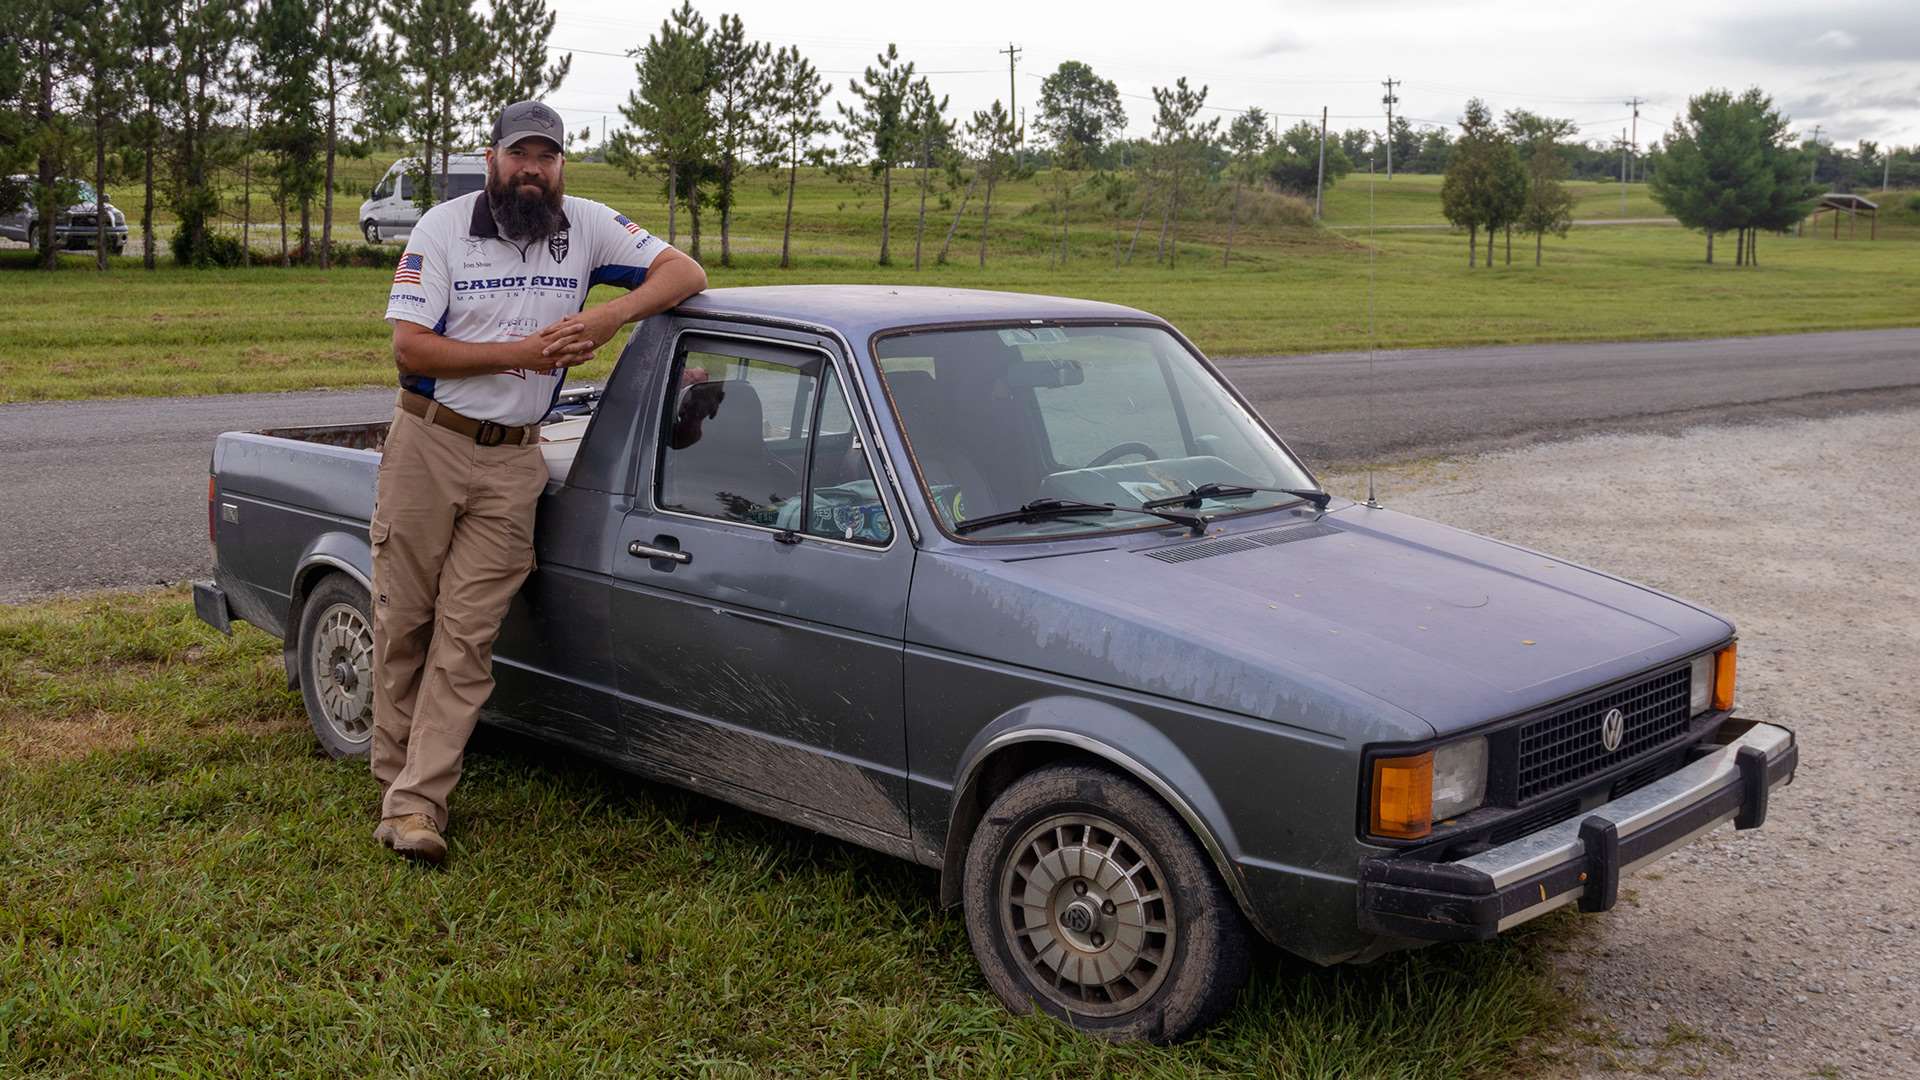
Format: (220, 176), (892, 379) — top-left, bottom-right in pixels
(534, 0), (1919, 153)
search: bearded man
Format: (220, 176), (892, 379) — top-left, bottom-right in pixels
(373, 100), (706, 863)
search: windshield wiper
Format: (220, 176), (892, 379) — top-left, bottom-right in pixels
(954, 498), (1209, 536)
(1141, 482), (1331, 512)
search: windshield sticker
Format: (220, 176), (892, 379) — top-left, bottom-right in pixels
(997, 327), (1068, 347)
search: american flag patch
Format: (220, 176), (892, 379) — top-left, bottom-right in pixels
(614, 213), (643, 237)
(392, 253), (424, 284)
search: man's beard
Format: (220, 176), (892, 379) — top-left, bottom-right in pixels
(488, 170), (564, 240)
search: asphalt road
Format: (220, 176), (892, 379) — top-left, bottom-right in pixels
(3, 328), (1916, 602)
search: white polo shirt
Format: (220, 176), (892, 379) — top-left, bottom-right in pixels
(384, 190), (666, 426)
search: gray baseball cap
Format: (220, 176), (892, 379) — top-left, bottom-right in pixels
(491, 100), (565, 150)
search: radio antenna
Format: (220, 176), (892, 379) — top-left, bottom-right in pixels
(1364, 150), (1382, 510)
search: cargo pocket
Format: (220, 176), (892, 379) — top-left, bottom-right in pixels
(369, 519), (391, 553)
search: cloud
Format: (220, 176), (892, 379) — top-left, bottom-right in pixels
(1242, 31), (1307, 59)
(1707, 6), (1920, 65)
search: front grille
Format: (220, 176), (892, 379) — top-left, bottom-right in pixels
(1514, 666), (1692, 802)
(71, 214), (96, 228)
(1488, 796), (1580, 845)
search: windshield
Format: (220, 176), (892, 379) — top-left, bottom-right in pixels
(875, 324), (1316, 540)
(72, 181), (97, 204)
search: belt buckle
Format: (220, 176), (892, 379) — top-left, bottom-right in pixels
(474, 420), (506, 447)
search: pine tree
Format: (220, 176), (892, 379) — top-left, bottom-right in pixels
(314, 0), (380, 268)
(1148, 77), (1216, 267)
(837, 44), (915, 266)
(613, 1), (712, 256)
(74, 0), (133, 269)
(967, 99), (1017, 268)
(752, 44), (830, 270)
(706, 13), (765, 268)
(903, 78), (949, 271)
(1222, 109), (1268, 267)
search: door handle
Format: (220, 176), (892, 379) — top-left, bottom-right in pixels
(628, 541), (691, 564)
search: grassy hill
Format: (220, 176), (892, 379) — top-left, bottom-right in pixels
(6, 161), (1917, 404)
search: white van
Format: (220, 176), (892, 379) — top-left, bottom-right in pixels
(358, 154), (488, 244)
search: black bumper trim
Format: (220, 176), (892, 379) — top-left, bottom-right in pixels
(1358, 725), (1796, 942)
(192, 579), (233, 636)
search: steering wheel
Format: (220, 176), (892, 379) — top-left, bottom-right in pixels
(1085, 441), (1160, 468)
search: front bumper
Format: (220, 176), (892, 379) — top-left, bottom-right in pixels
(1359, 719), (1796, 941)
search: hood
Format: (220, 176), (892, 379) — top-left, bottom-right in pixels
(906, 505), (1732, 742)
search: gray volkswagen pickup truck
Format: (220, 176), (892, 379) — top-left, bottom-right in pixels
(194, 285), (1796, 1042)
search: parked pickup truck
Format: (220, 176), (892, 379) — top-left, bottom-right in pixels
(195, 285), (1796, 1042)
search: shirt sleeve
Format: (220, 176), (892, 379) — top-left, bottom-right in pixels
(587, 205), (665, 290)
(384, 207), (450, 331)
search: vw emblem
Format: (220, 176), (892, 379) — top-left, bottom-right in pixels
(1600, 707), (1625, 752)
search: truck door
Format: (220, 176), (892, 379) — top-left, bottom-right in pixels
(609, 331), (915, 840)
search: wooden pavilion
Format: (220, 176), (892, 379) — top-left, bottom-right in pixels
(1802, 193), (1880, 239)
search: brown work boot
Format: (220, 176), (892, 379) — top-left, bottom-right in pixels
(374, 813), (447, 865)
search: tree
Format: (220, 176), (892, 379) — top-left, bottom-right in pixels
(753, 44), (829, 269)
(314, 0), (384, 267)
(1147, 77), (1217, 267)
(1265, 118), (1351, 195)
(1646, 87), (1805, 265)
(837, 43), (915, 266)
(966, 99), (1018, 268)
(481, 0), (569, 111)
(1502, 109), (1577, 163)
(125, 0), (175, 269)
(1441, 99), (1497, 266)
(1221, 108), (1268, 266)
(903, 77), (949, 271)
(1487, 137), (1527, 266)
(169, 0), (249, 266)
(14, 0), (86, 268)
(73, 0), (133, 270)
(380, 0), (486, 217)
(1519, 145), (1573, 265)
(611, 1), (712, 254)
(1036, 60), (1123, 266)
(257, 0), (324, 263)
(706, 13), (765, 268)
(1337, 127), (1372, 162)
(1384, 115), (1416, 172)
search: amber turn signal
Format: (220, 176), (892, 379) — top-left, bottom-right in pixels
(1713, 643), (1737, 712)
(1371, 751), (1434, 840)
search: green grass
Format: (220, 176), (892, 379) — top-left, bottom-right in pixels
(0, 586), (1574, 1076)
(1319, 172), (1671, 227)
(11, 168), (1918, 403)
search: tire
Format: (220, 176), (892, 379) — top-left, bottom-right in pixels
(362, 220), (379, 244)
(961, 763), (1252, 1043)
(297, 574), (376, 760)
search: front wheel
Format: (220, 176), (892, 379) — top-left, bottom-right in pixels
(962, 763), (1251, 1043)
(362, 220), (379, 244)
(297, 573), (376, 760)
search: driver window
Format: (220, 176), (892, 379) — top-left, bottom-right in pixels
(659, 348), (816, 527)
(656, 344), (891, 546)
(374, 176), (394, 200)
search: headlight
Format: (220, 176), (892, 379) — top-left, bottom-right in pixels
(1369, 735), (1489, 840)
(1432, 736), (1488, 820)
(1689, 653), (1714, 715)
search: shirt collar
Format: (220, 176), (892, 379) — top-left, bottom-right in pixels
(468, 188), (570, 240)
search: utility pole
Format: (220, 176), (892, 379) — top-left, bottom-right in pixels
(1380, 77), (1399, 179)
(1885, 150), (1892, 192)
(1808, 123), (1822, 186)
(1625, 96), (1644, 181)
(1315, 106), (1327, 218)
(1619, 129), (1628, 214)
(999, 42), (1022, 158)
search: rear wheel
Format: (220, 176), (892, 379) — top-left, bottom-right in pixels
(962, 763), (1251, 1043)
(297, 574), (375, 760)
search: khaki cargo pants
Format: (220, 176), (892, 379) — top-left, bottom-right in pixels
(369, 399), (547, 830)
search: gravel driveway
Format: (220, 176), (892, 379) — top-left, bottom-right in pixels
(1329, 408), (1919, 1079)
